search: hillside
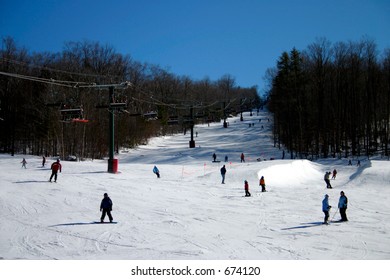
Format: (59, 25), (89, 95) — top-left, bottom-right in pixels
(0, 110), (389, 260)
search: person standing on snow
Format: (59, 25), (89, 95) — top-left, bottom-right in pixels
(240, 153), (245, 163)
(338, 191), (348, 221)
(244, 180), (251, 197)
(49, 159), (62, 182)
(220, 165), (226, 184)
(259, 176), (266, 192)
(42, 156), (46, 167)
(153, 165), (160, 178)
(100, 193), (113, 223)
(332, 169), (337, 179)
(21, 158), (27, 169)
(322, 194), (332, 224)
(324, 171), (332, 189)
(212, 153), (217, 162)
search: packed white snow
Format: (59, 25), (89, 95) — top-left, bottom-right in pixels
(0, 110), (389, 260)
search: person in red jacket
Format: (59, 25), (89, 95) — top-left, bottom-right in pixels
(49, 159), (62, 182)
(244, 180), (251, 197)
(259, 176), (266, 192)
(240, 153), (245, 163)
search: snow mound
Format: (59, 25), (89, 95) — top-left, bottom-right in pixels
(257, 160), (324, 187)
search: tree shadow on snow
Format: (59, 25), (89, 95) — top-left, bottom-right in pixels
(281, 222), (323, 230)
(80, 171), (107, 174)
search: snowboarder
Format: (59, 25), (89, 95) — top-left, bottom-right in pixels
(332, 169), (337, 180)
(324, 171), (332, 189)
(244, 180), (251, 197)
(338, 191), (348, 221)
(49, 159), (62, 182)
(212, 153), (217, 162)
(21, 158), (27, 169)
(220, 165), (226, 184)
(42, 156), (46, 167)
(240, 153), (245, 163)
(153, 165), (160, 178)
(100, 193), (113, 223)
(322, 194), (332, 224)
(259, 176), (266, 192)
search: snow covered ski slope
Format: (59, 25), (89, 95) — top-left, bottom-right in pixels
(0, 110), (389, 260)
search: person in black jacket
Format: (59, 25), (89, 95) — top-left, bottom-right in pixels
(220, 165), (227, 184)
(100, 193), (113, 223)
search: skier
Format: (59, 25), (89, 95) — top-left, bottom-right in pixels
(220, 165), (226, 184)
(153, 165), (160, 178)
(259, 176), (266, 192)
(338, 191), (348, 221)
(322, 194), (332, 224)
(244, 180), (251, 197)
(49, 159), (62, 182)
(240, 153), (245, 163)
(21, 158), (27, 169)
(324, 171), (332, 189)
(332, 169), (337, 180)
(100, 193), (113, 223)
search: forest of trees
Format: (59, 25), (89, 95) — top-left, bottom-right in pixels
(266, 38), (390, 159)
(0, 37), (261, 159)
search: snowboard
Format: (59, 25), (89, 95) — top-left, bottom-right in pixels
(93, 221), (118, 224)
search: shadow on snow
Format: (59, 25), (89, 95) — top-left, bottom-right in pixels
(281, 222), (323, 230)
(49, 221), (117, 227)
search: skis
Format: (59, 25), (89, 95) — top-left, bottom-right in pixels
(330, 220), (348, 224)
(321, 219), (348, 225)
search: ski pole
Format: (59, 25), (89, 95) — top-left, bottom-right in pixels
(329, 208), (338, 222)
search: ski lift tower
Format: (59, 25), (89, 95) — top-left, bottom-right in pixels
(94, 82), (131, 173)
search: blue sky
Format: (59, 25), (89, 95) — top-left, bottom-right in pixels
(1, 0), (389, 91)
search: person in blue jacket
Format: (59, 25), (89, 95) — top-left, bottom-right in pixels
(100, 193), (113, 223)
(338, 191), (348, 221)
(322, 194), (332, 224)
(153, 165), (160, 178)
